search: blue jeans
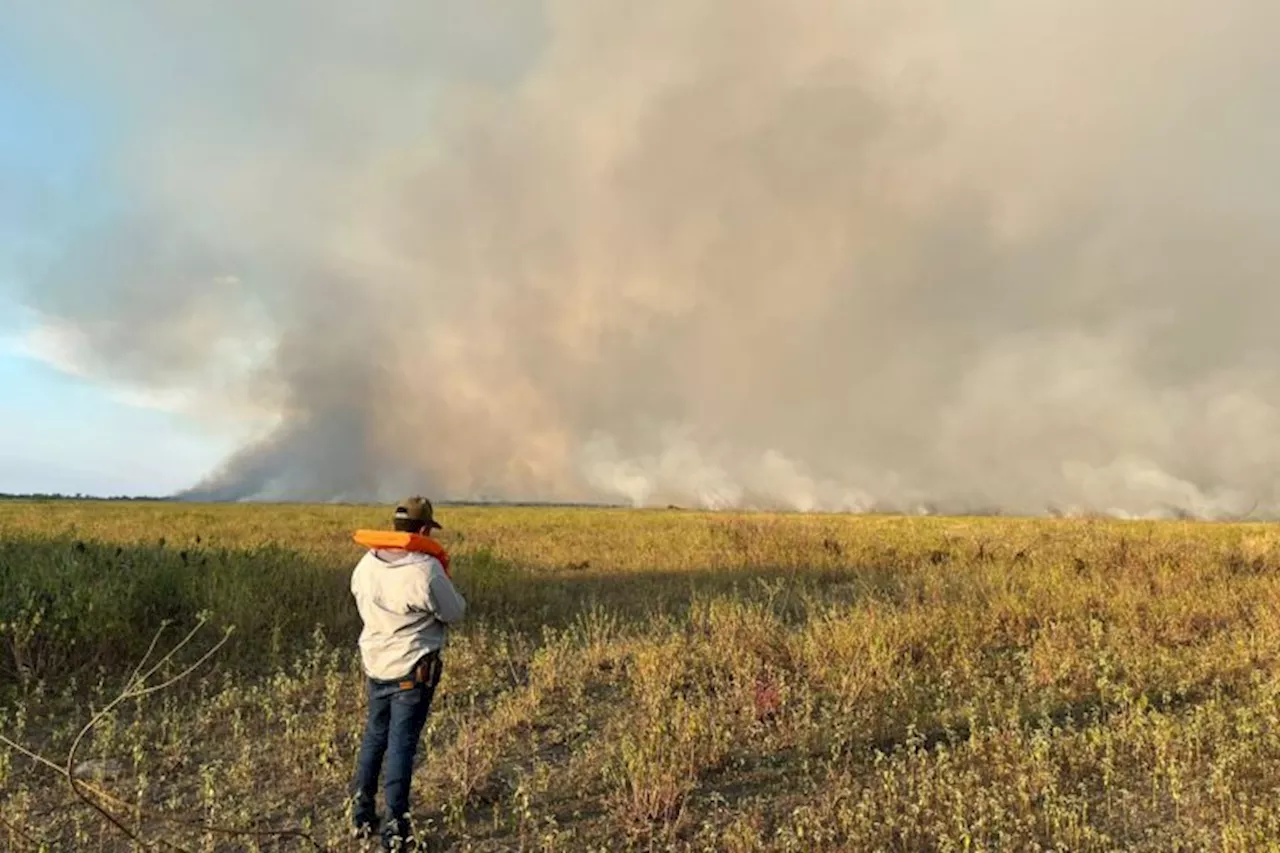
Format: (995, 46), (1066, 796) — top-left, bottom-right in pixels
(351, 652), (443, 839)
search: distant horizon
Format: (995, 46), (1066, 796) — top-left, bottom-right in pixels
(0, 490), (629, 509)
(2, 491), (1271, 525)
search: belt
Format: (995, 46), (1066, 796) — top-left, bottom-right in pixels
(396, 649), (440, 691)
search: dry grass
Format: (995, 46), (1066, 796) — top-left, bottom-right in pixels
(5, 501), (1280, 850)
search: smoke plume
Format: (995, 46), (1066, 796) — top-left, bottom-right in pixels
(8, 0), (1280, 516)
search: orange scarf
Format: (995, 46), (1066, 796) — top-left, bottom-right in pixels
(353, 529), (451, 577)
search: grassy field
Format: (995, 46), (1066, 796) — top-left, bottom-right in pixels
(4, 501), (1280, 851)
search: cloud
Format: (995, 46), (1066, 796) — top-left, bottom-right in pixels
(8, 319), (273, 423)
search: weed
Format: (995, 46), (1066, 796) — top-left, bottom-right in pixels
(4, 502), (1280, 849)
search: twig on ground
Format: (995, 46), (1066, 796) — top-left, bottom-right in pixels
(0, 735), (131, 810)
(0, 813), (43, 849)
(2, 734), (328, 851)
(125, 619), (169, 692)
(63, 620), (220, 852)
(2, 618), (332, 851)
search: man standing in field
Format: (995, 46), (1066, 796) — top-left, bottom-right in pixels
(349, 497), (466, 850)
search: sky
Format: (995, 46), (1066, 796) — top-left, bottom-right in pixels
(0, 41), (240, 496)
(0, 329), (241, 495)
(3, 2), (1280, 515)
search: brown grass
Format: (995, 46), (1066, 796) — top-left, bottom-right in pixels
(4, 501), (1280, 850)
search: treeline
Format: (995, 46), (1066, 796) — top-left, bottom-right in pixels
(0, 492), (171, 502)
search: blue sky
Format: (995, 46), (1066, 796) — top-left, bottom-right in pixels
(0, 335), (240, 495)
(0, 46), (237, 497)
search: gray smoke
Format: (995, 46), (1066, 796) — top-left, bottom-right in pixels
(8, 0), (1280, 516)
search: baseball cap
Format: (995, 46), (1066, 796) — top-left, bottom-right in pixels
(394, 496), (442, 531)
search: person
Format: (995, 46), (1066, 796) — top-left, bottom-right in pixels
(349, 496), (466, 850)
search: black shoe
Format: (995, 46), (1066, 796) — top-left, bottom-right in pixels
(381, 816), (418, 851)
(350, 791), (379, 840)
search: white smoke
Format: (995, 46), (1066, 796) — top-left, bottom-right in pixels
(6, 0), (1280, 516)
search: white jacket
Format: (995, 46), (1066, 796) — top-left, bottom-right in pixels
(350, 548), (466, 680)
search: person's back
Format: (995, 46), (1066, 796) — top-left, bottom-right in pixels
(351, 546), (465, 681)
(349, 497), (465, 850)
